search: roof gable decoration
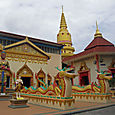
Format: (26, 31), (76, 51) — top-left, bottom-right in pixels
(4, 37), (50, 64)
(17, 62), (33, 77)
(78, 62), (89, 73)
(85, 22), (114, 51)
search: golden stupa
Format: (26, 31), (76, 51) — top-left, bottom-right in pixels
(57, 6), (75, 58)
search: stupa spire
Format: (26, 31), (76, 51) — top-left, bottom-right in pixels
(60, 6), (67, 28)
(57, 6), (75, 58)
(62, 5), (63, 13)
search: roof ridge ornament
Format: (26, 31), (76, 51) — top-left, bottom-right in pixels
(94, 21), (103, 38)
(62, 5), (63, 13)
(96, 21), (100, 34)
(25, 36), (29, 41)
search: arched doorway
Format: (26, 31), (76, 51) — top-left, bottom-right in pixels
(17, 63), (33, 88)
(37, 69), (46, 87)
(47, 73), (52, 86)
(78, 62), (91, 86)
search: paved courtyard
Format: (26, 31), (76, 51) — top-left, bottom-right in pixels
(0, 99), (115, 115)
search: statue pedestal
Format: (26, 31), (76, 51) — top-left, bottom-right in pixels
(8, 99), (29, 108)
(15, 93), (75, 110)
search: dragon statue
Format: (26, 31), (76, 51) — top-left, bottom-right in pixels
(21, 67), (77, 97)
(72, 70), (112, 94)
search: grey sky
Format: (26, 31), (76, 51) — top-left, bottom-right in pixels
(0, 0), (115, 53)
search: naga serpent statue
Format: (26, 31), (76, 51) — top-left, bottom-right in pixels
(21, 67), (77, 97)
(72, 70), (112, 94)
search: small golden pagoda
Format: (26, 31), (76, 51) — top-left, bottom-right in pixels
(57, 6), (75, 58)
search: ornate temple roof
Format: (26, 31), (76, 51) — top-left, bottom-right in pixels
(85, 21), (114, 50)
(63, 22), (115, 62)
(4, 37), (51, 59)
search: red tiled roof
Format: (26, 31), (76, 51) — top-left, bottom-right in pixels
(63, 46), (115, 62)
(85, 37), (114, 50)
(63, 37), (115, 62)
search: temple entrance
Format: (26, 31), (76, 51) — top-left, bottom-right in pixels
(79, 72), (89, 86)
(21, 77), (31, 88)
(78, 62), (91, 86)
(17, 63), (33, 87)
(81, 76), (89, 86)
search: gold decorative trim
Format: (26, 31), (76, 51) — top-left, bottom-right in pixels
(4, 37), (50, 60)
(78, 61), (89, 73)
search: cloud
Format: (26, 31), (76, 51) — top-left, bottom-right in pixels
(0, 0), (115, 53)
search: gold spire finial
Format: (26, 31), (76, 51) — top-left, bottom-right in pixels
(60, 6), (67, 28)
(62, 5), (63, 13)
(96, 20), (98, 30)
(94, 21), (102, 38)
(96, 21), (100, 34)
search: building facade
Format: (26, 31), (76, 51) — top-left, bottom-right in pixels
(63, 23), (115, 86)
(0, 31), (63, 90)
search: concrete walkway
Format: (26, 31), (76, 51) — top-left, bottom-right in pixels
(0, 99), (115, 115)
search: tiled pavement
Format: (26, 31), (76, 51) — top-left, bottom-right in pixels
(0, 99), (115, 115)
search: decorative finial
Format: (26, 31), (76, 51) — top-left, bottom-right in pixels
(94, 21), (102, 38)
(25, 36), (29, 41)
(62, 5), (63, 13)
(96, 20), (98, 30)
(60, 5), (67, 28)
(96, 21), (100, 34)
